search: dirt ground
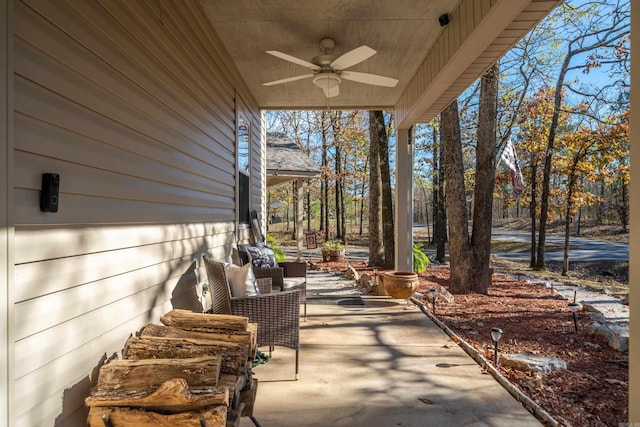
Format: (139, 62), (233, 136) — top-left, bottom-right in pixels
(315, 259), (628, 427)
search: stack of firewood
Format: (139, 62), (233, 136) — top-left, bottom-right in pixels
(86, 309), (259, 427)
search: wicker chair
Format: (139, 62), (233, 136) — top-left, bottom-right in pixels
(237, 247), (308, 321)
(202, 256), (300, 378)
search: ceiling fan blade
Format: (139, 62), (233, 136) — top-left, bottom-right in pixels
(323, 85), (339, 98)
(330, 46), (376, 70)
(340, 71), (399, 87)
(262, 74), (314, 86)
(266, 50), (321, 71)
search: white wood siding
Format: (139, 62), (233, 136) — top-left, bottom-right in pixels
(11, 0), (263, 425)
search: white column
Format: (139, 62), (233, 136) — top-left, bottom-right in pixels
(394, 127), (413, 271)
(1, 2), (12, 424)
(629, 2), (639, 420)
(296, 178), (304, 260)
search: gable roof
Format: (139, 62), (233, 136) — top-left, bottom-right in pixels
(266, 132), (322, 186)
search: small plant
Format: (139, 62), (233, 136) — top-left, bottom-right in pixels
(266, 234), (286, 263)
(321, 240), (345, 251)
(413, 243), (431, 273)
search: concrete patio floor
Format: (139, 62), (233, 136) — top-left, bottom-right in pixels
(240, 271), (542, 427)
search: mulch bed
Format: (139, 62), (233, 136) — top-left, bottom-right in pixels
(315, 260), (629, 427)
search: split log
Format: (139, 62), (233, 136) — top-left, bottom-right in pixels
(94, 356), (221, 391)
(123, 336), (244, 375)
(88, 405), (226, 427)
(141, 324), (254, 359)
(160, 310), (258, 356)
(161, 309), (248, 331)
(86, 378), (229, 412)
(218, 374), (245, 411)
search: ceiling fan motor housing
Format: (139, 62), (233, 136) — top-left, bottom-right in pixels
(313, 73), (341, 90)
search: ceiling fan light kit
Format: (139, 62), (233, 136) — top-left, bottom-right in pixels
(263, 38), (399, 98)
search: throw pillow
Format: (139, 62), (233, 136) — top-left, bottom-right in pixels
(244, 245), (278, 268)
(226, 263), (259, 297)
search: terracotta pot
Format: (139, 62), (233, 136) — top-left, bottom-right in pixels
(383, 271), (419, 299)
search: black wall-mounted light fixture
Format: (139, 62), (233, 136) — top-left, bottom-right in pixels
(40, 173), (60, 213)
(439, 13), (450, 27)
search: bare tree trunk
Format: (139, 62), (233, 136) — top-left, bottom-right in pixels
(470, 63), (498, 294)
(368, 111), (384, 266)
(442, 100), (474, 293)
(596, 179), (605, 225)
(529, 162), (538, 268)
(422, 186), (431, 241)
(332, 113), (344, 241)
(616, 179), (629, 232)
(432, 123), (447, 263)
(321, 112), (329, 240)
(371, 111), (395, 268)
(359, 161), (367, 236)
(536, 55), (569, 270)
(339, 178), (346, 242)
(563, 168), (577, 276)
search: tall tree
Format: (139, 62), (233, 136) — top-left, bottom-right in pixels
(556, 110), (629, 274)
(370, 110), (395, 268)
(432, 122), (447, 262)
(470, 63), (499, 292)
(535, 0), (629, 270)
(368, 111), (384, 266)
(330, 112), (344, 240)
(443, 64), (499, 294)
(320, 111), (330, 241)
(442, 99), (474, 292)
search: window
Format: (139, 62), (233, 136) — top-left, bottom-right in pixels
(237, 113), (250, 225)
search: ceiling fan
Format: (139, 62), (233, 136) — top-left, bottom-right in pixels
(262, 38), (399, 98)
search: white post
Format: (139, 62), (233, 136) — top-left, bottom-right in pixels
(296, 178), (304, 260)
(628, 2), (639, 420)
(0, 2), (12, 425)
(394, 127), (413, 271)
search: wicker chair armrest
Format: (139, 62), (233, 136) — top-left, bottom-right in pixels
(256, 277), (272, 294)
(281, 282), (306, 302)
(252, 266), (284, 290)
(280, 261), (307, 279)
(230, 289), (301, 349)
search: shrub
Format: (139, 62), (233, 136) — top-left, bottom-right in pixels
(266, 234), (286, 263)
(413, 243), (431, 273)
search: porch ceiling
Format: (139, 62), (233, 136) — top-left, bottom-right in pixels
(200, 0), (561, 126)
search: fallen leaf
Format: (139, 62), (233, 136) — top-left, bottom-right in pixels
(418, 398), (434, 404)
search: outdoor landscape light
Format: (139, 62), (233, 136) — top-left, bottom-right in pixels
(429, 288), (437, 314)
(568, 302), (580, 333)
(491, 327), (503, 365)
